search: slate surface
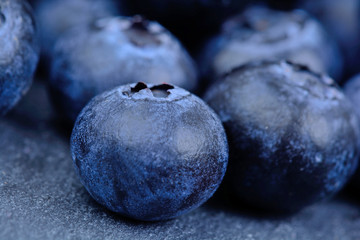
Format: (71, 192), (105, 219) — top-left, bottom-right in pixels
(1, 81), (360, 240)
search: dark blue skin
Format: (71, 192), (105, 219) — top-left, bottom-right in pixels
(343, 74), (360, 189)
(34, 0), (118, 62)
(0, 0), (39, 115)
(298, 0), (360, 80)
(26, 0), (35, 6)
(344, 74), (360, 120)
(71, 82), (228, 221)
(204, 61), (360, 212)
(199, 6), (343, 84)
(120, 0), (249, 51)
(50, 16), (198, 123)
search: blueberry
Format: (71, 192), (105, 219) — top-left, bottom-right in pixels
(204, 61), (360, 212)
(299, 0), (360, 79)
(0, 0), (39, 115)
(120, 0), (249, 51)
(34, 0), (118, 61)
(70, 82), (228, 221)
(50, 16), (198, 122)
(199, 7), (343, 83)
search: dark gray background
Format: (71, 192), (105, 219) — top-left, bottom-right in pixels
(1, 81), (360, 240)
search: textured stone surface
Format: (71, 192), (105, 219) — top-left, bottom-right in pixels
(1, 81), (360, 240)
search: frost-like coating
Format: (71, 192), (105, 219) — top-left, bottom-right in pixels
(71, 83), (228, 221)
(200, 6), (343, 82)
(50, 16), (198, 122)
(0, 0), (39, 115)
(204, 60), (360, 212)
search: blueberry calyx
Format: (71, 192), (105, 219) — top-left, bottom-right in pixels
(124, 82), (176, 99)
(125, 15), (162, 47)
(150, 84), (175, 98)
(288, 61), (336, 86)
(130, 15), (149, 31)
(130, 82), (148, 93)
(224, 60), (341, 100)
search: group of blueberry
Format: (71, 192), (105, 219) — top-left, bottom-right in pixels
(1, 0), (360, 222)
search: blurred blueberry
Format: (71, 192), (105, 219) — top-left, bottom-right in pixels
(0, 0), (39, 115)
(199, 6), (343, 83)
(34, 0), (119, 63)
(204, 60), (360, 212)
(299, 0), (360, 80)
(50, 16), (198, 122)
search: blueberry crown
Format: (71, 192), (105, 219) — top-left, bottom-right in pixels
(121, 82), (189, 101)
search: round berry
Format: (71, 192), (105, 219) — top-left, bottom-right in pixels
(71, 82), (228, 221)
(204, 61), (360, 212)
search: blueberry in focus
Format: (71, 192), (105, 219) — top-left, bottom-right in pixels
(50, 16), (198, 122)
(34, 0), (118, 62)
(199, 6), (343, 83)
(71, 82), (228, 221)
(0, 0), (39, 115)
(204, 61), (360, 212)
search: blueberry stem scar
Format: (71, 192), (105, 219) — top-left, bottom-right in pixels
(130, 15), (149, 31)
(126, 82), (175, 98)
